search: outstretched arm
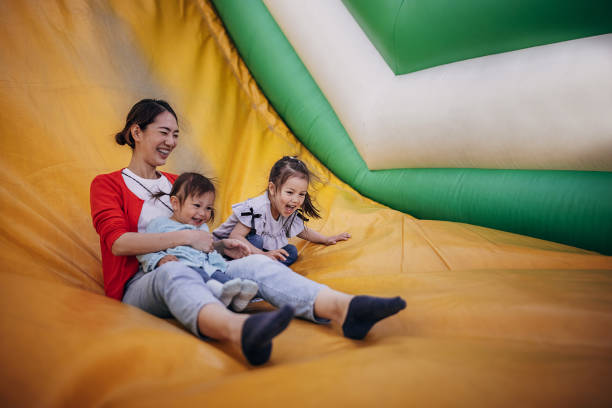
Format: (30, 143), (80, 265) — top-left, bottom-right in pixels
(297, 229), (351, 246)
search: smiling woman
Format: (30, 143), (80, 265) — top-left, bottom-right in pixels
(89, 99), (406, 366)
(115, 99), (179, 175)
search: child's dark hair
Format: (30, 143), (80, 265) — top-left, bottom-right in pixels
(269, 156), (321, 219)
(154, 172), (216, 222)
(115, 99), (178, 149)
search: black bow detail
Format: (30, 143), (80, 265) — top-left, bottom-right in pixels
(240, 207), (262, 233)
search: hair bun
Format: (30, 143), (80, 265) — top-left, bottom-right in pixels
(115, 132), (126, 145)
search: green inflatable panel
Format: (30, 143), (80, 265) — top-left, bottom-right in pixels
(210, 0), (612, 255)
(343, 0), (612, 74)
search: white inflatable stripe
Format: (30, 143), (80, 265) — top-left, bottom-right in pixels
(264, 0), (612, 171)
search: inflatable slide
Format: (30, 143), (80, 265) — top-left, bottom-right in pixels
(1, 0), (611, 406)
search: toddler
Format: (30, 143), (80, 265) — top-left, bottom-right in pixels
(137, 172), (258, 311)
(214, 156), (350, 266)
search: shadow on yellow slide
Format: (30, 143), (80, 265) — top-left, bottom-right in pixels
(1, 1), (611, 406)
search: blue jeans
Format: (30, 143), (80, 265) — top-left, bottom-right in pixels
(122, 255), (328, 337)
(246, 233), (298, 266)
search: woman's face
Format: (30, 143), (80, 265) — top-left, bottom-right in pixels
(133, 111), (179, 168)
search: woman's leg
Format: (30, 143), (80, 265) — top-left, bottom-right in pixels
(123, 262), (293, 364)
(197, 302), (294, 365)
(312, 287), (352, 323)
(123, 262), (222, 336)
(226, 255), (406, 339)
(196, 302), (246, 341)
(314, 289), (406, 339)
(226, 254), (329, 322)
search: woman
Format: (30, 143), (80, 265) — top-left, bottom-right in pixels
(90, 99), (406, 366)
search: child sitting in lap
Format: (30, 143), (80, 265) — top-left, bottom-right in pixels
(138, 172), (258, 311)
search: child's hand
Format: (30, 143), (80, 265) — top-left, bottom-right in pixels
(157, 255), (179, 267)
(265, 248), (289, 262)
(221, 238), (251, 259)
(325, 232), (351, 245)
(189, 230), (214, 253)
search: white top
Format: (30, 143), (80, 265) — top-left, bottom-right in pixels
(213, 192), (304, 250)
(121, 168), (173, 232)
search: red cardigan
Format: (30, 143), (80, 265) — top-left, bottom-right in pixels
(90, 170), (178, 300)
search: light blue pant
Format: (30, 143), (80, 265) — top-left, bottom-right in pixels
(122, 255), (328, 337)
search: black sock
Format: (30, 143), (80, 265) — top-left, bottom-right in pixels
(342, 295), (406, 340)
(241, 305), (294, 365)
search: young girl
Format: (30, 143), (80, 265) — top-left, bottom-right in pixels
(137, 172), (259, 312)
(214, 156), (351, 266)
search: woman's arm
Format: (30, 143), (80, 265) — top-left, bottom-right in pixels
(112, 229), (214, 256)
(91, 174), (214, 257)
(297, 229), (351, 246)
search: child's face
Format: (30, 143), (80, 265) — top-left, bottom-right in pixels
(269, 175), (308, 219)
(170, 191), (215, 227)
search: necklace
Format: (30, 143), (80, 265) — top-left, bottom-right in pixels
(121, 170), (173, 212)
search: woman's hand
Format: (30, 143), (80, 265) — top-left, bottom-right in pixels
(265, 248), (289, 262)
(188, 230), (215, 253)
(157, 254), (179, 267)
(324, 232), (351, 246)
(220, 238), (251, 259)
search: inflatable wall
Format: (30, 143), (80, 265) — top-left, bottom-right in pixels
(212, 0), (612, 254)
(0, 0), (611, 406)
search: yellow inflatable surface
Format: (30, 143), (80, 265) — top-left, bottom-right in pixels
(1, 1), (611, 406)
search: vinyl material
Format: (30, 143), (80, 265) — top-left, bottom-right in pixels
(0, 1), (611, 407)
